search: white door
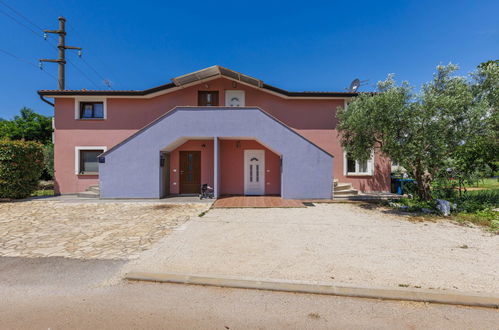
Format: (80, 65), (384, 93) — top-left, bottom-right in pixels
(244, 149), (265, 195)
(225, 90), (245, 107)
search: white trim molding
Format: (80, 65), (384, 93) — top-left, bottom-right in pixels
(343, 150), (374, 176)
(75, 146), (107, 175)
(74, 96), (108, 120)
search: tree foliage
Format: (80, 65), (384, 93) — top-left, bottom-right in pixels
(337, 63), (498, 201)
(0, 107), (52, 144)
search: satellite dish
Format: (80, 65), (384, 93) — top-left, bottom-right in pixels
(348, 78), (361, 92)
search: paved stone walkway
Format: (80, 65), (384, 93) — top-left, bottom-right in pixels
(0, 201), (210, 260)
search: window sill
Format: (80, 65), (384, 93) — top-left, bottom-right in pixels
(346, 173), (373, 177)
(77, 172), (99, 176)
(77, 118), (105, 121)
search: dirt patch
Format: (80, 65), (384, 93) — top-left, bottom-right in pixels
(127, 203), (499, 293)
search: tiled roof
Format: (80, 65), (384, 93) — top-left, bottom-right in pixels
(38, 65), (362, 98)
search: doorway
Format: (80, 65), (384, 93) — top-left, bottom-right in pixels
(244, 149), (265, 195)
(179, 151), (201, 194)
(160, 152), (170, 197)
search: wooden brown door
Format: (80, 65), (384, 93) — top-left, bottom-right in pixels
(179, 151), (201, 194)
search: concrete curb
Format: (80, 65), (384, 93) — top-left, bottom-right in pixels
(126, 272), (499, 309)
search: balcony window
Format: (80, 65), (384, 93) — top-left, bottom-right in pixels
(198, 91), (219, 106)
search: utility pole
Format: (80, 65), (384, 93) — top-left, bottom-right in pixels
(40, 17), (82, 90)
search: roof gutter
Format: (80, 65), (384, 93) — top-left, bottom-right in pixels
(39, 94), (54, 107)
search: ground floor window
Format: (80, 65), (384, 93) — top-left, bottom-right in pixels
(75, 147), (107, 175)
(344, 152), (374, 176)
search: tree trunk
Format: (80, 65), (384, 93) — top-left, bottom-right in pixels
(414, 167), (433, 201)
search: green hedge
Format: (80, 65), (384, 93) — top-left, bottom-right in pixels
(0, 140), (45, 199)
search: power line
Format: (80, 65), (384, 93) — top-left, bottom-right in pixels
(66, 59), (101, 89)
(79, 56), (112, 89)
(0, 7), (40, 37)
(0, 0), (109, 89)
(0, 0), (44, 30)
(0, 47), (58, 81)
(66, 20), (114, 89)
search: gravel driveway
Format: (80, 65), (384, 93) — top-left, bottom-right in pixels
(127, 203), (499, 294)
(0, 201), (209, 260)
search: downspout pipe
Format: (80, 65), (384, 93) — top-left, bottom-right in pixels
(39, 94), (54, 107)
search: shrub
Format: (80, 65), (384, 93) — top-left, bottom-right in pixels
(41, 143), (54, 180)
(453, 190), (499, 213)
(0, 140), (45, 199)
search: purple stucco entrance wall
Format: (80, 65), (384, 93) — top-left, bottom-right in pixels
(98, 107), (333, 199)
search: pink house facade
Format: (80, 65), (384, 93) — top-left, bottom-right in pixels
(38, 66), (391, 199)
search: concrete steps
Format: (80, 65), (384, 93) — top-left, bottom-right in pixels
(87, 185), (100, 193)
(332, 180), (359, 199)
(77, 185), (100, 198)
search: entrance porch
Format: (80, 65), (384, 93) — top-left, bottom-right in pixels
(213, 196), (305, 208)
(162, 138), (282, 198)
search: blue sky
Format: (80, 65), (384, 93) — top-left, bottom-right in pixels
(0, 0), (497, 118)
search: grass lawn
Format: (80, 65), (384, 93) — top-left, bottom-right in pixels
(451, 212), (498, 232)
(465, 177), (499, 190)
(390, 188), (498, 233)
(31, 189), (55, 197)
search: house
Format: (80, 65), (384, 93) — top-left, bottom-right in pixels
(38, 66), (391, 199)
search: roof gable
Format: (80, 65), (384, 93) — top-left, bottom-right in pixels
(38, 65), (361, 99)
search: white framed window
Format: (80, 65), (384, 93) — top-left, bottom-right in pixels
(225, 90), (245, 107)
(75, 146), (107, 175)
(74, 97), (107, 120)
(343, 151), (374, 176)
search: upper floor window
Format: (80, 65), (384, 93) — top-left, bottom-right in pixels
(80, 102), (104, 119)
(74, 98), (107, 120)
(198, 91), (219, 106)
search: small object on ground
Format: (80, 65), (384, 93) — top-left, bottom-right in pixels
(389, 202), (409, 211)
(199, 184), (214, 199)
(459, 244), (469, 249)
(436, 199), (451, 216)
(398, 284), (410, 287)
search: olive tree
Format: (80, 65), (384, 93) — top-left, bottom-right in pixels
(337, 64), (493, 201)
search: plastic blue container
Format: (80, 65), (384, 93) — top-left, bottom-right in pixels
(391, 178), (415, 195)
